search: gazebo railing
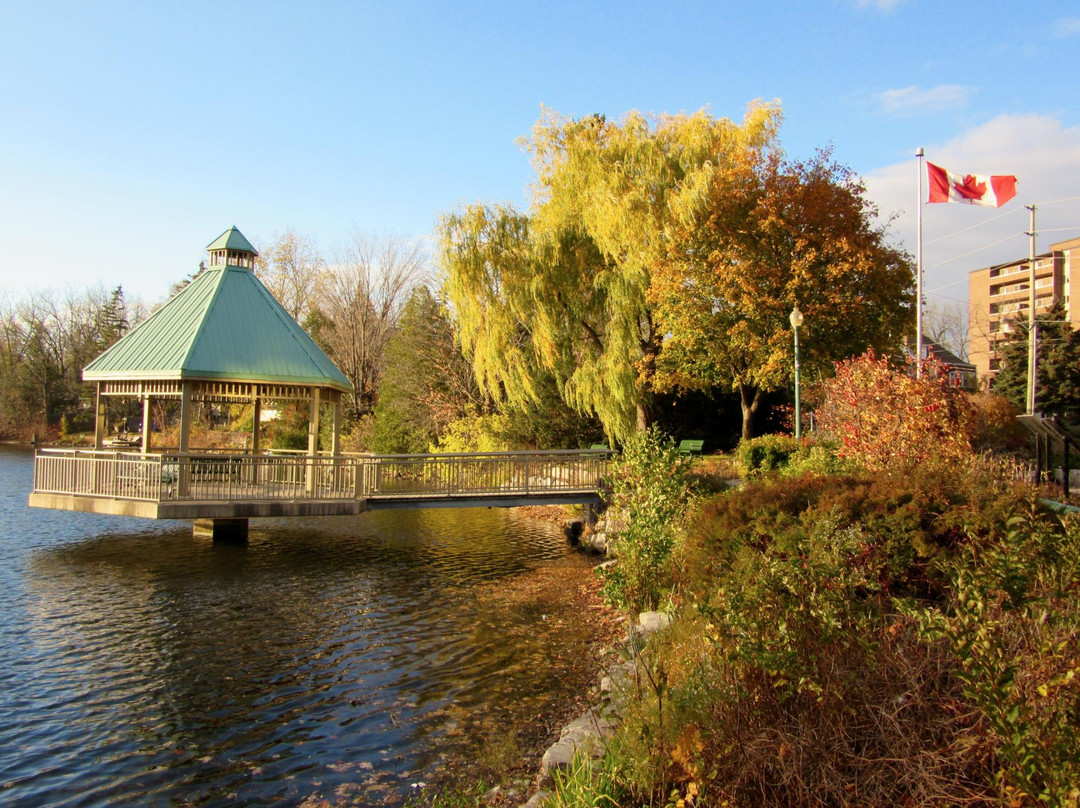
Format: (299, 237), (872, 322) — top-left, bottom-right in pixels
(33, 449), (168, 502)
(31, 448), (612, 504)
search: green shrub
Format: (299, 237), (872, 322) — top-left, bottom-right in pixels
(736, 433), (801, 476)
(781, 440), (854, 476)
(905, 504), (1080, 806)
(59, 410), (94, 437)
(600, 427), (694, 612)
(543, 750), (626, 807)
(433, 409), (512, 453)
(736, 435), (853, 478)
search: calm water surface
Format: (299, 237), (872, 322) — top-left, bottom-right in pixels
(0, 446), (596, 807)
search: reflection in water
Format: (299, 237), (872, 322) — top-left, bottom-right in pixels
(0, 448), (605, 807)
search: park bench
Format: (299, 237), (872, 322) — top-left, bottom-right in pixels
(678, 439), (704, 456)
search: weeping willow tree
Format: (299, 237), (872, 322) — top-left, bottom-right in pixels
(439, 103), (781, 444)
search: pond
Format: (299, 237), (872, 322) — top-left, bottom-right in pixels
(0, 446), (616, 807)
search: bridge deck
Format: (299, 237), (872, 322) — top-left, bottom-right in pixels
(28, 448), (612, 519)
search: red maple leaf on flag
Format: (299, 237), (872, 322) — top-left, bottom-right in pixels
(952, 174), (987, 200)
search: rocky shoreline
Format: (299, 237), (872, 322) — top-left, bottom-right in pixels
(518, 611), (672, 808)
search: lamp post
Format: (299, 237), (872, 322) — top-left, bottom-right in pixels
(790, 305), (804, 439)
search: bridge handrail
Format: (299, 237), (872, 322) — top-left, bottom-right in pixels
(362, 448), (613, 460)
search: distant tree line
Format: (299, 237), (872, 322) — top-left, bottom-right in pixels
(0, 285), (141, 439)
(0, 227), (601, 451)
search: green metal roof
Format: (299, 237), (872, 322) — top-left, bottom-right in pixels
(84, 263), (352, 392)
(206, 226), (258, 255)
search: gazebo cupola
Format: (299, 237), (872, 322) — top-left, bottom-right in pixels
(206, 225), (258, 270)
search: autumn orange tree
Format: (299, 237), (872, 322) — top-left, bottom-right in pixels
(651, 150), (914, 439)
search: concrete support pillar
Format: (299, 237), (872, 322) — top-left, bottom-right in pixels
(193, 518), (249, 543)
(582, 502), (597, 526)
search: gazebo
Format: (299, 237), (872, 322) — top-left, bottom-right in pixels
(29, 228), (614, 538)
(31, 227), (358, 538)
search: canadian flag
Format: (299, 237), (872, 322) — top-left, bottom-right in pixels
(927, 162), (1017, 208)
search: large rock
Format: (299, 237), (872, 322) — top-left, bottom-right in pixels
(637, 611), (672, 635)
(518, 612), (674, 806)
(584, 531), (608, 553)
(537, 707), (613, 789)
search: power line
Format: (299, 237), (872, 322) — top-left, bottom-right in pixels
(926, 231), (1024, 269)
(1033, 195), (1080, 207)
(926, 290), (969, 306)
(926, 278), (968, 294)
(923, 206), (1021, 246)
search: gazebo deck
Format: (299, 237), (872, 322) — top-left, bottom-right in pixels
(29, 448), (612, 519)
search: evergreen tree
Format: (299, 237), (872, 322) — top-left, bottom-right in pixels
(992, 300), (1080, 418)
(97, 285), (129, 350)
(371, 286), (482, 453)
(169, 261), (207, 298)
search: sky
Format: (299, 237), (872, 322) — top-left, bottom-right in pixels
(2, 0), (1078, 316)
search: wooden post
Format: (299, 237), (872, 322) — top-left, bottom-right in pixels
(250, 391), (261, 487)
(331, 394), (342, 492)
(307, 387), (321, 495)
(94, 384), (105, 450)
(252, 395), (261, 455)
(141, 395), (152, 453)
(1063, 438), (1071, 498)
(331, 394), (340, 456)
(178, 381), (192, 497)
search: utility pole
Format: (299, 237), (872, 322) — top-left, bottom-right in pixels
(1026, 204), (1038, 415)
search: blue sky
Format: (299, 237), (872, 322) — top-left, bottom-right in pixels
(2, 0), (1078, 315)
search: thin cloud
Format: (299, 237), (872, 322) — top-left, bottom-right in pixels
(1053, 17), (1080, 37)
(856, 0), (903, 10)
(877, 85), (973, 116)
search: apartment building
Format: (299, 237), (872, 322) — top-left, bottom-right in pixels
(968, 235), (1080, 387)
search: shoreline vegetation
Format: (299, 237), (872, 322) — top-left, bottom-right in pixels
(523, 365), (1080, 807)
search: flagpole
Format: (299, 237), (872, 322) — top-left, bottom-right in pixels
(1026, 204), (1037, 414)
(916, 147), (924, 378)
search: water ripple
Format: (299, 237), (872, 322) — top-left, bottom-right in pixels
(0, 448), (602, 807)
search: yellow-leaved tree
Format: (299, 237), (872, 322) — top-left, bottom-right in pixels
(439, 103), (780, 444)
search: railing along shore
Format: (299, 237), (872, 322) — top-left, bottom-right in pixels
(31, 448), (613, 504)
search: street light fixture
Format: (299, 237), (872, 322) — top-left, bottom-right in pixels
(790, 305), (804, 439)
